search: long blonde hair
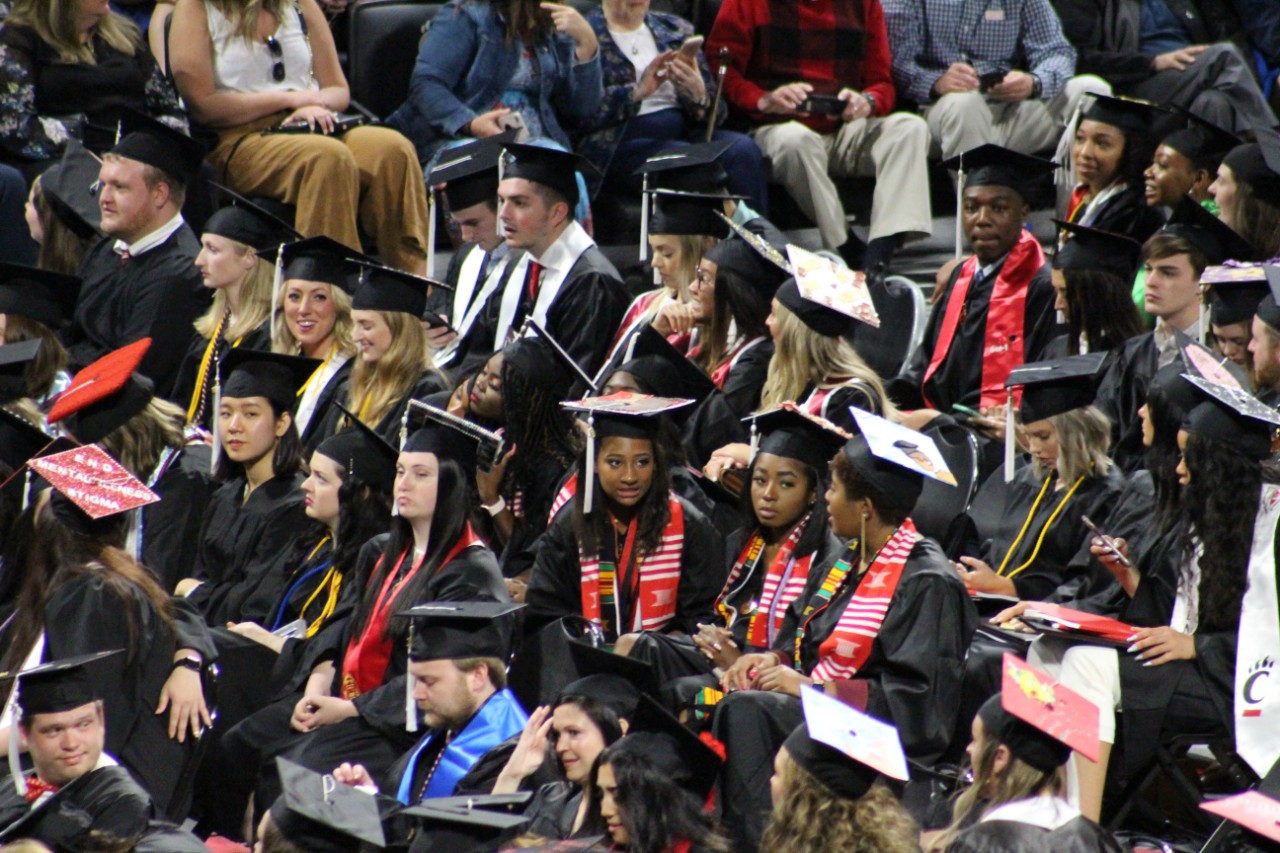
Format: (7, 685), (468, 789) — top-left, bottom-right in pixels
(272, 282), (356, 359)
(760, 302), (895, 418)
(9, 0), (141, 62)
(760, 759), (920, 853)
(347, 311), (433, 427)
(204, 0), (288, 42)
(194, 249), (274, 343)
(98, 398), (188, 480)
(1030, 406), (1112, 484)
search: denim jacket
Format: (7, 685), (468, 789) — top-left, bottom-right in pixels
(386, 0), (604, 165)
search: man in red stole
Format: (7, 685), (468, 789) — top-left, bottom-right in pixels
(890, 144), (1060, 441)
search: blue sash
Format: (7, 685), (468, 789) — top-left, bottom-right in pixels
(395, 688), (529, 803)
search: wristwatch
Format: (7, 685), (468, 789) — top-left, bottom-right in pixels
(863, 92), (877, 114)
(171, 656), (202, 673)
(1030, 74), (1043, 99)
(482, 496), (507, 517)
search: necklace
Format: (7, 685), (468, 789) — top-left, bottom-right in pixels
(610, 26), (643, 56)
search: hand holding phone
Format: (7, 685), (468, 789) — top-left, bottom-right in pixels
(1082, 515), (1131, 568)
(677, 35), (703, 65)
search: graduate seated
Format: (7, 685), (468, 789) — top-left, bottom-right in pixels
(0, 652), (152, 849)
(523, 393), (726, 645)
(1216, 131), (1280, 260)
(255, 758), (385, 853)
(0, 264), (78, 411)
(712, 414), (977, 852)
(1251, 280), (1280, 408)
(1046, 222), (1144, 359)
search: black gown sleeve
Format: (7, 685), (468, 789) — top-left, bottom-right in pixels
(671, 498), (726, 634)
(525, 509), (585, 631)
(545, 255), (631, 377)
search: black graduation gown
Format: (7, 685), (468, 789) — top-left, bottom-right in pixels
(0, 764), (153, 849)
(800, 381), (880, 433)
(314, 369), (451, 450)
(890, 257), (1059, 412)
(681, 341), (774, 471)
(41, 575), (190, 818)
(1070, 183), (1166, 246)
(430, 243), (525, 382)
(499, 455), (574, 581)
(186, 472), (308, 626)
(65, 227), (211, 398)
(1055, 468), (1155, 604)
(298, 357), (354, 459)
(137, 442), (214, 594)
(947, 816), (1125, 853)
(524, 496), (726, 638)
(1094, 332), (1158, 473)
(169, 320), (273, 431)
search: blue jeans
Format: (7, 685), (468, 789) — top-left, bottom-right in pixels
(603, 108), (769, 215)
(0, 164), (38, 266)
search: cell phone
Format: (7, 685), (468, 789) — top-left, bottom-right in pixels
(1081, 515), (1132, 567)
(678, 35), (704, 57)
(799, 94), (845, 116)
(978, 69), (1008, 92)
(422, 310), (454, 332)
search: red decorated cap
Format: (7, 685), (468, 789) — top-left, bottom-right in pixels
(999, 652), (1101, 763)
(47, 338), (152, 427)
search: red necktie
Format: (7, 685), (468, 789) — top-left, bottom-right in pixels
(118, 249), (131, 266)
(526, 261), (543, 302)
(24, 776), (58, 802)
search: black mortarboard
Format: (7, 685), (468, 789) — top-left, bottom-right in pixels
(0, 262), (82, 329)
(269, 759), (385, 853)
(259, 236), (365, 292)
(609, 696), (721, 799)
(499, 142), (597, 209)
(1223, 127), (1280, 198)
(1163, 195), (1259, 265)
(1005, 353), (1108, 423)
(1209, 279), (1269, 327)
(635, 140), (732, 193)
(1181, 373), (1280, 459)
(941, 144), (1057, 202)
(47, 338), (155, 443)
(204, 184), (302, 250)
(397, 792), (531, 832)
(429, 136), (505, 211)
(401, 601), (524, 662)
(744, 407), (849, 474)
(218, 348), (319, 407)
(786, 686), (909, 800)
(0, 394), (60, 469)
(598, 325), (714, 403)
(40, 140), (103, 240)
(400, 400), (488, 471)
(315, 405), (399, 494)
(566, 639), (658, 711)
(503, 336), (578, 398)
(649, 190), (733, 238)
(525, 319), (598, 393)
(1080, 94), (1172, 137)
(704, 215), (792, 293)
(1160, 110), (1240, 172)
(3, 650), (121, 717)
(109, 108), (205, 186)
(0, 340), (42, 405)
(977, 693), (1071, 773)
(352, 262), (445, 316)
(1255, 265), (1280, 331)
(1052, 220), (1142, 280)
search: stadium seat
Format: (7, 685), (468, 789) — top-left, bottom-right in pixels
(348, 0), (442, 120)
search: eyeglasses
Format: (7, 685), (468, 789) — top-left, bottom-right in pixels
(265, 35), (285, 83)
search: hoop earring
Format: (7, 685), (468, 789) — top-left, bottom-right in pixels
(860, 511), (867, 567)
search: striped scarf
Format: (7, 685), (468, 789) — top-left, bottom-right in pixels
(580, 495), (685, 634)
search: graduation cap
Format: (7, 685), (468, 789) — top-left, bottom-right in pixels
(780, 245), (880, 335)
(203, 184), (302, 251)
(848, 408), (956, 500)
(1005, 353), (1108, 423)
(524, 319), (598, 394)
(499, 142), (598, 209)
(561, 392), (695, 512)
(1253, 264), (1280, 332)
(704, 214), (792, 293)
(0, 405), (64, 471)
(1200, 791), (1280, 844)
(1160, 110), (1241, 172)
(1208, 277), (1269, 327)
(941, 144), (1057, 202)
(258, 235), (366, 291)
(565, 639), (656, 716)
(1162, 195), (1258, 265)
(649, 190), (734, 239)
(1222, 127), (1280, 198)
(109, 108), (205, 186)
(32, 444), (161, 525)
(397, 792), (531, 832)
(981, 652), (1102, 771)
(400, 399), (494, 471)
(743, 406), (850, 475)
(634, 140), (733, 194)
(218, 348), (319, 408)
(39, 140), (103, 240)
(1080, 94), (1172, 137)
(269, 759), (386, 852)
(0, 263), (82, 330)
(47, 338), (154, 442)
(607, 328), (715, 405)
(315, 404), (400, 494)
(609, 695), (722, 799)
(503, 335), (579, 398)
(429, 136), (507, 211)
(351, 262), (445, 316)
(400, 601), (525, 662)
(1051, 220), (1142, 281)
(0, 339), (44, 405)
(785, 684), (909, 801)
(1180, 372), (1280, 459)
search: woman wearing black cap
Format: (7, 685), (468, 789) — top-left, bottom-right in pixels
(1212, 136), (1280, 259)
(0, 264), (78, 410)
(1048, 222), (1145, 358)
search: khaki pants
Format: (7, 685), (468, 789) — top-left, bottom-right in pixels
(210, 113), (429, 274)
(752, 112), (933, 250)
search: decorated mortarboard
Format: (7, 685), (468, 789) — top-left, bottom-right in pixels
(47, 338), (154, 443)
(39, 140), (104, 240)
(502, 335), (580, 398)
(1254, 264), (1280, 332)
(704, 213), (792, 293)
(596, 325), (714, 404)
(1207, 276), (1269, 327)
(743, 405), (850, 474)
(30, 444), (161, 521)
(634, 140), (733, 193)
(1160, 110), (1241, 172)
(787, 684), (909, 801)
(1080, 94), (1172, 137)
(524, 318), (598, 394)
(565, 639), (657, 714)
(941, 144), (1057, 201)
(780, 245), (880, 334)
(1051, 220), (1142, 280)
(399, 398), (495, 470)
(849, 408), (956, 499)
(648, 189), (734, 239)
(258, 235), (366, 292)
(109, 107), (205, 186)
(1223, 127), (1280, 198)
(1005, 353), (1107, 423)
(1200, 791), (1280, 843)
(988, 652), (1101, 768)
(1180, 373), (1280, 459)
(269, 759), (386, 852)
(561, 392), (695, 512)
(611, 695), (722, 799)
(0, 339), (44, 405)
(0, 263), (82, 330)
(204, 183), (302, 251)
(1162, 194), (1258, 265)
(315, 404), (400, 494)
(1173, 327), (1247, 389)
(351, 261), (447, 316)
(217, 348), (319, 407)
(499, 142), (598, 209)
(400, 601), (525, 663)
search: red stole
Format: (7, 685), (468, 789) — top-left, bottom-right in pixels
(580, 495), (685, 633)
(921, 230), (1044, 410)
(340, 525), (482, 699)
(548, 472), (579, 524)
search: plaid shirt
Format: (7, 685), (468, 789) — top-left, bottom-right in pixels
(882, 0), (1076, 105)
